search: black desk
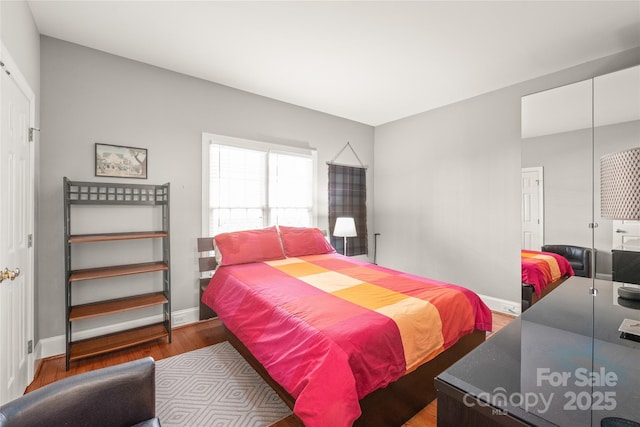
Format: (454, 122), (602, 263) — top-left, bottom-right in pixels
(612, 244), (640, 285)
(435, 277), (640, 426)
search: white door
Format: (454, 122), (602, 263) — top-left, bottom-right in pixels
(613, 220), (640, 249)
(0, 52), (34, 404)
(522, 167), (544, 250)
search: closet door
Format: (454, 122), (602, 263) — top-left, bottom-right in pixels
(520, 78), (594, 427)
(592, 64), (640, 426)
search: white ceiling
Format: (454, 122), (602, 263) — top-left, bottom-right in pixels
(28, 1), (640, 126)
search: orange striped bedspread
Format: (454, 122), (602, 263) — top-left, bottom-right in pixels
(521, 250), (575, 297)
(202, 253), (492, 427)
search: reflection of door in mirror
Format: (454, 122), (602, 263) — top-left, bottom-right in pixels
(521, 167), (543, 250)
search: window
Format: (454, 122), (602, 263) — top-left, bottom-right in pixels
(202, 133), (316, 235)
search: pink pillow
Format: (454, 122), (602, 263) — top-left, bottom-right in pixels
(214, 226), (285, 266)
(279, 226), (335, 257)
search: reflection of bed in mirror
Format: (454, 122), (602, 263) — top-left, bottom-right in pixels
(521, 249), (575, 310)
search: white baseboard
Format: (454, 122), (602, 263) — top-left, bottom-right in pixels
(171, 307), (201, 327)
(37, 307), (200, 360)
(479, 293), (521, 316)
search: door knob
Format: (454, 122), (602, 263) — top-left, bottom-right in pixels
(0, 267), (20, 283)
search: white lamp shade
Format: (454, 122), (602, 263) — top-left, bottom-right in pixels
(333, 217), (357, 237)
(601, 147), (640, 220)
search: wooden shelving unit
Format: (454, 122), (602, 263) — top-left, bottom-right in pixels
(69, 292), (168, 321)
(68, 261), (168, 282)
(68, 323), (169, 362)
(68, 231), (168, 244)
(63, 178), (171, 370)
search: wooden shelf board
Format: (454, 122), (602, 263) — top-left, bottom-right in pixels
(69, 292), (168, 321)
(70, 323), (169, 361)
(69, 231), (168, 243)
(69, 261), (168, 282)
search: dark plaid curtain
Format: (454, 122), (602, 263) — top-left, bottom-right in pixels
(329, 164), (368, 256)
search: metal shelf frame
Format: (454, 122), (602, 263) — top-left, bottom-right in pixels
(63, 177), (171, 370)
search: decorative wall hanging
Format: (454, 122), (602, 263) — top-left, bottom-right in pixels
(327, 142), (368, 256)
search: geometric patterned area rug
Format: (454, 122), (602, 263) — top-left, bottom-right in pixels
(156, 341), (293, 426)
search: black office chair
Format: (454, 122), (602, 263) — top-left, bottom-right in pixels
(541, 244), (592, 278)
(0, 357), (159, 427)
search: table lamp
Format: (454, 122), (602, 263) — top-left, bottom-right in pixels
(333, 217), (357, 256)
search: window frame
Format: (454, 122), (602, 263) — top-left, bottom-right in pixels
(201, 133), (318, 237)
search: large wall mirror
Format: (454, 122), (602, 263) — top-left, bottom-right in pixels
(522, 65), (640, 279)
(521, 65), (640, 425)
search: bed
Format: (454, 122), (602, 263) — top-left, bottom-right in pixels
(521, 249), (575, 309)
(199, 226), (492, 427)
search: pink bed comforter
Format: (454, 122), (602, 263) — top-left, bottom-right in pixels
(202, 253), (491, 426)
(521, 249), (575, 297)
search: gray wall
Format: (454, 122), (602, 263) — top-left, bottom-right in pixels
(24, 28), (640, 343)
(39, 36), (374, 342)
(373, 47), (640, 305)
(374, 87), (523, 304)
(522, 128), (593, 250)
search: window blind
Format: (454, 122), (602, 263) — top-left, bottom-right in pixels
(205, 135), (316, 235)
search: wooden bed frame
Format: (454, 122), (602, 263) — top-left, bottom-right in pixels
(521, 275), (569, 311)
(197, 237), (486, 426)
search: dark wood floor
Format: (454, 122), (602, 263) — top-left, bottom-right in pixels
(26, 319), (227, 392)
(27, 312), (515, 426)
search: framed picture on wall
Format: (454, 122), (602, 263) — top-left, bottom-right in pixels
(95, 143), (148, 179)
